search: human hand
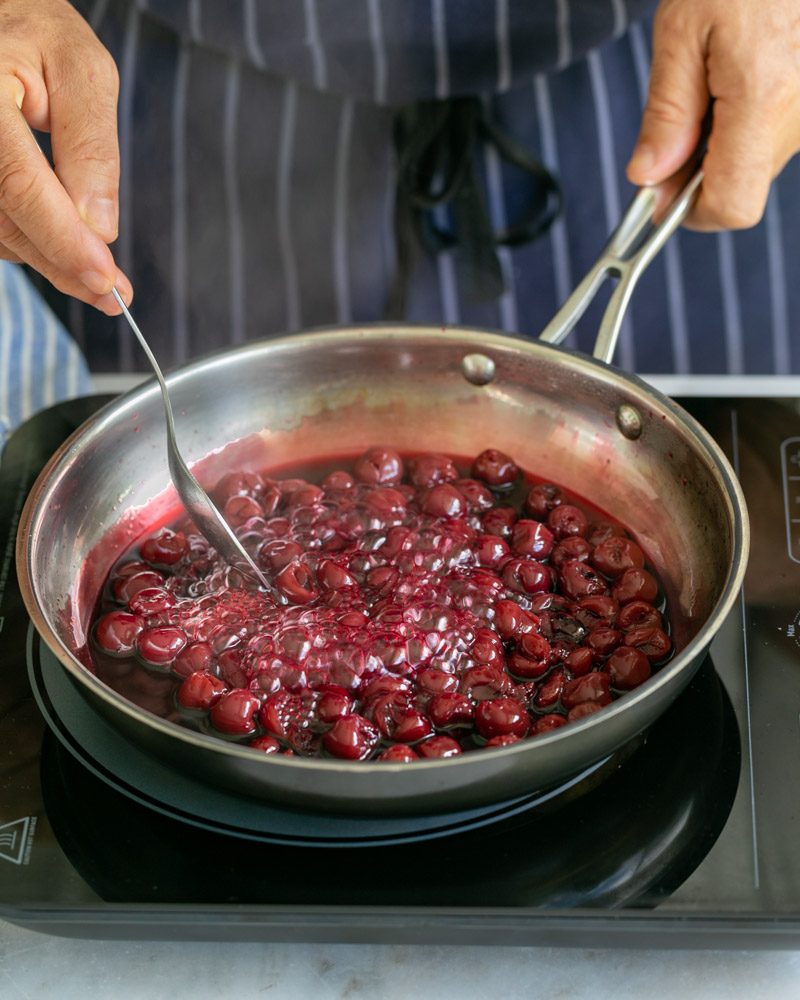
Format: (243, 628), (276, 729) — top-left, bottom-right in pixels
(0, 0), (131, 313)
(626, 0), (800, 231)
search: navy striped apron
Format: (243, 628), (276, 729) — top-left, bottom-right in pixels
(20, 0), (800, 381)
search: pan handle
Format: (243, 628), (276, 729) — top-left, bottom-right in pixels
(538, 169), (704, 365)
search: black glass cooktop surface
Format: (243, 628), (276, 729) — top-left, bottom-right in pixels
(2, 393), (800, 947)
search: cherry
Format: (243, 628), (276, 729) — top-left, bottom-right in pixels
(382, 525), (417, 557)
(531, 713), (568, 735)
(210, 689), (261, 735)
(416, 735), (462, 758)
(591, 536), (645, 578)
(128, 587), (176, 616)
(475, 534), (510, 568)
(94, 610), (144, 655)
(623, 625), (672, 662)
(378, 744), (419, 761)
(365, 566), (399, 595)
(393, 708), (433, 743)
(550, 537), (592, 570)
(534, 667), (566, 709)
(528, 592), (568, 613)
(454, 479), (495, 512)
(364, 487), (407, 519)
(317, 559), (358, 590)
(558, 560), (607, 600)
(508, 632), (551, 679)
(428, 692), (474, 728)
(113, 560), (152, 580)
(369, 692), (432, 742)
(288, 483), (324, 507)
(562, 672), (612, 709)
(416, 668), (460, 697)
(353, 447), (403, 486)
(566, 646), (595, 676)
(136, 625), (188, 666)
(407, 453), (458, 488)
(574, 595), (619, 629)
(260, 691), (300, 738)
(323, 714), (380, 759)
(511, 519), (555, 559)
(472, 449), (519, 488)
(339, 610), (368, 628)
(484, 733), (522, 748)
(218, 649), (248, 689)
(567, 702), (604, 722)
(112, 570), (165, 604)
(481, 506), (517, 537)
(275, 561), (317, 604)
(260, 485), (282, 516)
(547, 504), (588, 539)
(258, 538), (304, 571)
(140, 528), (187, 566)
(178, 671), (226, 710)
(607, 646), (652, 689)
(524, 483), (564, 519)
(617, 600), (663, 631)
(316, 686), (353, 724)
(475, 697), (530, 738)
(502, 558), (552, 595)
(213, 471), (264, 505)
(276, 478), (310, 498)
(248, 735), (282, 754)
(612, 568), (659, 604)
(549, 639), (573, 663)
(459, 665), (514, 700)
(492, 599), (538, 640)
(174, 641), (215, 678)
(322, 470), (355, 491)
(585, 627), (623, 657)
(471, 627), (505, 668)
(223, 495), (263, 528)
(421, 484), (466, 518)
(360, 674), (411, 702)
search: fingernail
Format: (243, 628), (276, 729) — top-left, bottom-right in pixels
(96, 291), (122, 316)
(628, 143), (656, 182)
(115, 270), (133, 305)
(80, 269), (114, 295)
(82, 197), (118, 241)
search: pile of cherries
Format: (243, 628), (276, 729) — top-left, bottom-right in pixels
(91, 447), (672, 762)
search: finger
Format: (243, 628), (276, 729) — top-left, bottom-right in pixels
(626, 2), (710, 186)
(0, 75), (118, 297)
(46, 40), (120, 242)
(0, 205), (132, 313)
(683, 95), (774, 230)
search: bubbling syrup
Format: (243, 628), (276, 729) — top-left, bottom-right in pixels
(89, 447), (673, 761)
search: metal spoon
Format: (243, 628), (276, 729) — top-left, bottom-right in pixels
(111, 287), (273, 592)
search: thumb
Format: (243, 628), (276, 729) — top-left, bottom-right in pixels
(627, 6), (710, 186)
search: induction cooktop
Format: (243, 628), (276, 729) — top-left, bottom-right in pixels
(2, 392), (800, 947)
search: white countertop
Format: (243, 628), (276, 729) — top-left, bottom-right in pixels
(3, 921), (800, 998)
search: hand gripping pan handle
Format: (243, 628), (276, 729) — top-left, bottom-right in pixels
(538, 170), (704, 365)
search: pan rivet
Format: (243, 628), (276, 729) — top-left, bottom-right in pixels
(616, 404), (643, 440)
(462, 353), (496, 386)
(617, 403), (642, 441)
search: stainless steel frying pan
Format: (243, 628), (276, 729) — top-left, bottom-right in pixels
(16, 173), (748, 816)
